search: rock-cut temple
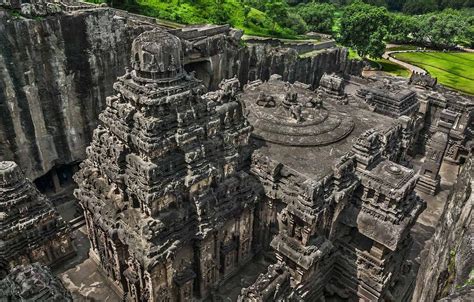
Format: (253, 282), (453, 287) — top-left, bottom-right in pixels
(72, 29), (431, 302)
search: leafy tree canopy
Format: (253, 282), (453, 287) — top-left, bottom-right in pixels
(295, 2), (336, 34)
(340, 0), (390, 58)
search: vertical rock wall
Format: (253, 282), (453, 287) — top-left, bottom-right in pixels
(192, 43), (362, 94)
(412, 155), (473, 301)
(0, 9), (146, 180)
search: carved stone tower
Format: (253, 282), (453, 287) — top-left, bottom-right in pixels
(74, 30), (259, 301)
(0, 161), (75, 278)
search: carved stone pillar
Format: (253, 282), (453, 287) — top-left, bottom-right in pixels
(51, 168), (61, 193)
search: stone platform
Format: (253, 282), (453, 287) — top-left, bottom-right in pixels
(54, 227), (120, 302)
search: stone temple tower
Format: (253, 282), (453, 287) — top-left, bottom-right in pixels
(0, 161), (75, 278)
(74, 30), (260, 301)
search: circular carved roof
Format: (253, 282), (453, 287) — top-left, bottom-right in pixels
(0, 161), (22, 187)
(242, 81), (354, 147)
(131, 30), (183, 80)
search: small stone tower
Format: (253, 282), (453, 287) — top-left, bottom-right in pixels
(0, 161), (75, 278)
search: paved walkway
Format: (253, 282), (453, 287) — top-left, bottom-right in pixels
(383, 50), (428, 75)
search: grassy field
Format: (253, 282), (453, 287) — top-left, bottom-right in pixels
(386, 45), (419, 51)
(393, 52), (474, 95)
(346, 48), (410, 78)
(375, 58), (411, 77)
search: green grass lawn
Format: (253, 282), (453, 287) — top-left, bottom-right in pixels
(392, 52), (474, 95)
(375, 58), (411, 77)
(346, 48), (410, 78)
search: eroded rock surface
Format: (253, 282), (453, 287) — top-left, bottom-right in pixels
(0, 161), (75, 277)
(412, 154), (473, 301)
(0, 8), (148, 180)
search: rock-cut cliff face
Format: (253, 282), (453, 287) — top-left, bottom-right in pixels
(0, 9), (146, 180)
(0, 8), (361, 180)
(412, 155), (473, 301)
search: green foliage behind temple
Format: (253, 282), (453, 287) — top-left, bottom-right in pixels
(87, 0), (303, 38)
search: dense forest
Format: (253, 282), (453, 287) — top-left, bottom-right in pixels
(95, 0), (473, 57)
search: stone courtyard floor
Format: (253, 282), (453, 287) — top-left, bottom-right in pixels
(54, 226), (121, 302)
(212, 255), (272, 302)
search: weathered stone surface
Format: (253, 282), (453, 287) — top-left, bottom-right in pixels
(412, 154), (473, 301)
(236, 76), (425, 301)
(1, 6), (473, 302)
(74, 30), (261, 301)
(0, 161), (75, 278)
(0, 262), (73, 301)
(0, 8), (148, 180)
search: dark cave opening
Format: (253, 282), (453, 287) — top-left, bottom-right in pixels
(33, 163), (80, 194)
(184, 60), (213, 90)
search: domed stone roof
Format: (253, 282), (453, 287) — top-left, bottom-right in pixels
(131, 30), (183, 80)
(0, 161), (22, 187)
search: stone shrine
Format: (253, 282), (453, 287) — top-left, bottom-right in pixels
(0, 263), (72, 301)
(357, 79), (419, 118)
(0, 161), (75, 279)
(238, 78), (425, 301)
(0, 1), (472, 297)
(74, 30), (260, 301)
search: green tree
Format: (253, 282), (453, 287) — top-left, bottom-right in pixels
(387, 13), (418, 44)
(340, 1), (390, 58)
(419, 10), (470, 48)
(106, 0), (137, 10)
(283, 12), (308, 34)
(402, 0), (438, 14)
(295, 2), (336, 34)
(265, 0), (289, 29)
(363, 0), (387, 7)
(439, 0), (474, 10)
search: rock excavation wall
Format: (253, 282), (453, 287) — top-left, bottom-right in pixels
(0, 8), (361, 180)
(0, 8), (148, 180)
(412, 154), (473, 301)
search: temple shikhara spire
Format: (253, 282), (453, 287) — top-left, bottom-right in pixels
(0, 161), (75, 278)
(74, 29), (260, 301)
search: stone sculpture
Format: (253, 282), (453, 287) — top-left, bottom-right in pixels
(67, 28), (471, 302)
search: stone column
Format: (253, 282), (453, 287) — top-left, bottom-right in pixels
(51, 168), (61, 193)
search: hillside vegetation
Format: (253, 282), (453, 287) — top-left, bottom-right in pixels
(90, 0), (302, 38)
